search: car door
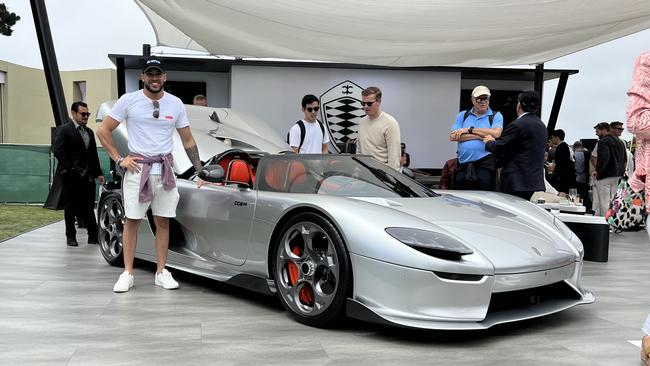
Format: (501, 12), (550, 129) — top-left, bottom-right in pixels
(176, 182), (256, 266)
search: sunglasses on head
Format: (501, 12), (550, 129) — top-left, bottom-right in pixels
(306, 106), (319, 113)
(475, 96), (490, 103)
(361, 101), (376, 107)
(152, 100), (160, 118)
(79, 112), (91, 118)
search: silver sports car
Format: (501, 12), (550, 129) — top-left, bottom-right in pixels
(96, 102), (594, 330)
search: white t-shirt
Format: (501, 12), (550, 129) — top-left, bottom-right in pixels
(288, 120), (329, 154)
(109, 90), (189, 173)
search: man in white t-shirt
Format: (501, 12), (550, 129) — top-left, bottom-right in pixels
(288, 94), (329, 154)
(356, 86), (402, 170)
(97, 56), (203, 293)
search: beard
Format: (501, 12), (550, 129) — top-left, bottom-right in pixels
(144, 82), (163, 94)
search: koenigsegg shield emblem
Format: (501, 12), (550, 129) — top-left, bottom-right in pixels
(320, 81), (365, 151)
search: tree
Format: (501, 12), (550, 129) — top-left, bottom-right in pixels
(0, 3), (20, 36)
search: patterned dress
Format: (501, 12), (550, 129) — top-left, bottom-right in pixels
(627, 51), (650, 213)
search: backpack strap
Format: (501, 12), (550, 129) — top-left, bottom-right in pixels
(286, 120), (307, 151)
(488, 112), (496, 127)
(463, 110), (499, 127)
(286, 120), (326, 152)
(462, 110), (471, 123)
(297, 120), (306, 150)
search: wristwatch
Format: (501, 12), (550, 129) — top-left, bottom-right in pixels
(116, 156), (125, 166)
(468, 126), (474, 134)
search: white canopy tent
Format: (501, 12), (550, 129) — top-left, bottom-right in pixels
(134, 0), (650, 67)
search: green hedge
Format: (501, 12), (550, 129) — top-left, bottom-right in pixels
(0, 144), (113, 203)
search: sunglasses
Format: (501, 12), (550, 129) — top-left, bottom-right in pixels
(361, 101), (377, 107)
(78, 112), (91, 118)
(615, 127), (624, 131)
(475, 97), (490, 103)
(152, 100), (160, 118)
(306, 106), (320, 113)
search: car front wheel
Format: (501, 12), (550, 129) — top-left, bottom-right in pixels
(97, 192), (125, 267)
(273, 212), (351, 328)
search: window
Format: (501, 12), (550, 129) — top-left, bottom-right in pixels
(73, 81), (87, 103)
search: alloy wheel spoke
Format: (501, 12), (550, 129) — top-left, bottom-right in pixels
(312, 290), (335, 311)
(287, 282), (300, 304)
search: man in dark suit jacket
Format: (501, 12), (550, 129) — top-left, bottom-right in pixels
(53, 102), (104, 246)
(483, 90), (547, 200)
(549, 129), (575, 194)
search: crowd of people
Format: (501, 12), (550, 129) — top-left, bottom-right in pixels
(438, 83), (640, 218)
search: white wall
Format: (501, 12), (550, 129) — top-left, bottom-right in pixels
(231, 65), (461, 168)
(461, 79), (534, 91)
(125, 69), (230, 107)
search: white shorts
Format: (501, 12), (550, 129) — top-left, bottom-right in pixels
(123, 169), (179, 219)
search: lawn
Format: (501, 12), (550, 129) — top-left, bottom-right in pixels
(0, 204), (64, 241)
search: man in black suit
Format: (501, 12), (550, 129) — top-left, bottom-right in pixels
(53, 102), (104, 246)
(483, 90), (547, 200)
(549, 129), (575, 194)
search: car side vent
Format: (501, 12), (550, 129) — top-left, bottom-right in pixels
(434, 271), (484, 282)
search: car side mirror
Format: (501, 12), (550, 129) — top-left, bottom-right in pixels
(199, 164), (225, 183)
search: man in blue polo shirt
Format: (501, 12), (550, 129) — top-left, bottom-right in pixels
(449, 85), (503, 190)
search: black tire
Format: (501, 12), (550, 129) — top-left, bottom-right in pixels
(97, 192), (125, 267)
(272, 212), (351, 328)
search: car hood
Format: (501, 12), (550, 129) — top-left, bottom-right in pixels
(351, 192), (577, 273)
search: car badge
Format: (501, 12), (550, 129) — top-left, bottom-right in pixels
(319, 80), (365, 152)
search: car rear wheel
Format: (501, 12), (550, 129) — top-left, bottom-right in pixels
(98, 192), (125, 267)
(273, 212), (351, 327)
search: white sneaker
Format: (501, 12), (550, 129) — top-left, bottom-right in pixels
(113, 271), (134, 293)
(155, 269), (179, 290)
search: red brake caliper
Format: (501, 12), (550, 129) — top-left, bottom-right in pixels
(287, 245), (301, 286)
(287, 243), (314, 306)
(299, 286), (314, 306)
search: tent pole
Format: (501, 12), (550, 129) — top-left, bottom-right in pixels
(547, 72), (569, 133)
(30, 0), (68, 128)
(534, 63), (544, 117)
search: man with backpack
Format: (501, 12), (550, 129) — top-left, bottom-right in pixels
(287, 94), (329, 154)
(449, 85), (504, 190)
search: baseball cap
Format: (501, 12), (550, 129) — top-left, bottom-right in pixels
(471, 85), (491, 98)
(142, 56), (165, 73)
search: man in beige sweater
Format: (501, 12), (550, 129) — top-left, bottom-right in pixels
(356, 86), (402, 170)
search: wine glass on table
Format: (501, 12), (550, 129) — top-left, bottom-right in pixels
(568, 188), (578, 205)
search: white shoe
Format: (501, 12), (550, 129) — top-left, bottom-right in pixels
(113, 271), (134, 293)
(155, 269), (179, 290)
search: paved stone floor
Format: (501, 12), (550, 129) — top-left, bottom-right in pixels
(1, 220), (649, 365)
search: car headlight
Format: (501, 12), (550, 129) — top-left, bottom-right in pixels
(553, 217), (574, 240)
(385, 227), (473, 260)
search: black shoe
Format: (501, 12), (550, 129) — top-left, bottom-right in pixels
(67, 238), (79, 247)
(88, 238), (99, 245)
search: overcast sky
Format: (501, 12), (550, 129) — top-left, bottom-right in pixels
(0, 0), (647, 145)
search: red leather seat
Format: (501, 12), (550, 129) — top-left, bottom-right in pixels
(287, 160), (313, 193)
(227, 159), (253, 186)
(263, 159), (289, 192)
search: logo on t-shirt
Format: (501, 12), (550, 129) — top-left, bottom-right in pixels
(165, 115), (173, 120)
